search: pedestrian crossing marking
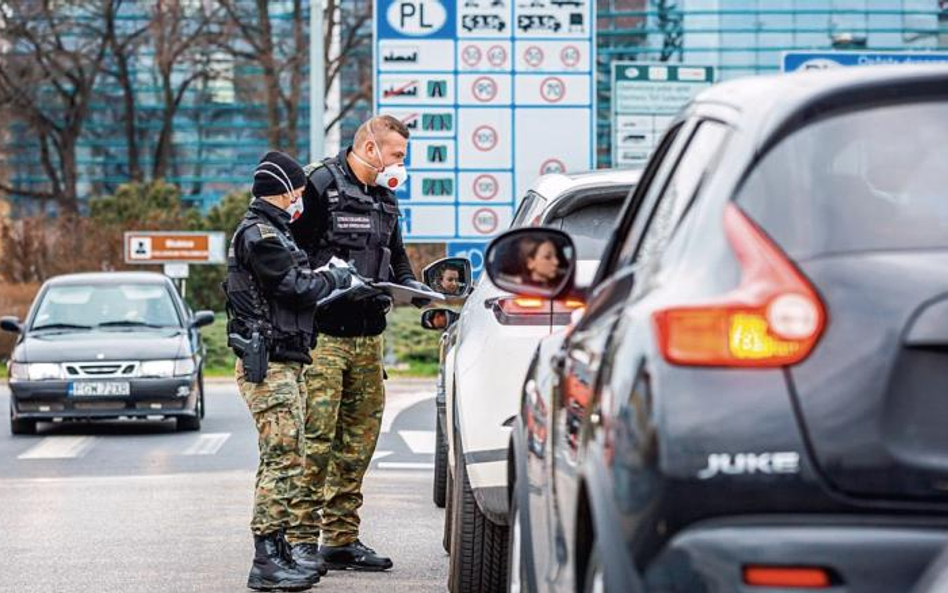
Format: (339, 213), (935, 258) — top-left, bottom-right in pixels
(18, 437), (96, 460)
(377, 461), (435, 470)
(371, 450), (394, 462)
(398, 430), (436, 455)
(183, 433), (230, 456)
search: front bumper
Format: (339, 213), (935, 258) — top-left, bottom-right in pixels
(10, 377), (198, 420)
(644, 517), (948, 593)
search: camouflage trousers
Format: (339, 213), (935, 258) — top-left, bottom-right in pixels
(286, 335), (385, 547)
(236, 359), (307, 536)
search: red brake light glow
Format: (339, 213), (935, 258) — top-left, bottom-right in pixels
(743, 566), (832, 588)
(652, 203), (826, 367)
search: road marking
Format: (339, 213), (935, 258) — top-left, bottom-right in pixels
(399, 430), (436, 455)
(381, 391), (433, 432)
(182, 433), (230, 456)
(377, 461), (435, 470)
(18, 437), (96, 460)
(371, 450), (394, 462)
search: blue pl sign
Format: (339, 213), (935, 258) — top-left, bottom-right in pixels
(447, 242), (486, 280)
(783, 51), (948, 72)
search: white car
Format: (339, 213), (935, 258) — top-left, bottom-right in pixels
(424, 169), (641, 593)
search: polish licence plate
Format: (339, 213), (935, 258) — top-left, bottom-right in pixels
(69, 382), (131, 397)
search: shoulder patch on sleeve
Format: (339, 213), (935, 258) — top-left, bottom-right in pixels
(256, 223), (278, 239)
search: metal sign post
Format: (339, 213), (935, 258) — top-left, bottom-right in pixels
(374, 0), (596, 243)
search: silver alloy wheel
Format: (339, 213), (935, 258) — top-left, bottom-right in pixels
(508, 502), (522, 593)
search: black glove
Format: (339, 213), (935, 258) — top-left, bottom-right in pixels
(372, 293), (393, 314)
(325, 265), (353, 290)
(404, 279), (433, 309)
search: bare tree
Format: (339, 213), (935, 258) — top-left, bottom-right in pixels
(0, 1), (112, 214)
(216, 0), (372, 154)
(151, 0), (220, 180)
(101, 1), (149, 181)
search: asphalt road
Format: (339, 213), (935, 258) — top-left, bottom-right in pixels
(0, 378), (447, 593)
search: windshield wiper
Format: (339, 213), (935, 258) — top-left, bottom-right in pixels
(96, 320), (171, 329)
(31, 323), (93, 331)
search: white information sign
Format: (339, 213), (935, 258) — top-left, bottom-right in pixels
(375, 0), (596, 242)
(611, 62), (714, 169)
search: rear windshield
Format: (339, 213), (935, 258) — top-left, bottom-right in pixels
(737, 101), (948, 259)
(32, 283), (182, 329)
(547, 199), (624, 259)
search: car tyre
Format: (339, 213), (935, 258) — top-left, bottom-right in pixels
(443, 464), (454, 553)
(10, 407), (36, 436)
(448, 434), (509, 593)
(176, 380), (202, 432)
(198, 370), (206, 419)
(433, 414), (448, 508)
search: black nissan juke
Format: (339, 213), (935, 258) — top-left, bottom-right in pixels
(488, 66), (948, 592)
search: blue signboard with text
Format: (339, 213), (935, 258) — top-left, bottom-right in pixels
(783, 51), (948, 72)
(375, 0), (596, 242)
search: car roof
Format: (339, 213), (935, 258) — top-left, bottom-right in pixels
(691, 64), (948, 145)
(531, 167), (642, 202)
(46, 271), (173, 286)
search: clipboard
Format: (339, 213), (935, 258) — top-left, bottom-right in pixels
(372, 282), (446, 306)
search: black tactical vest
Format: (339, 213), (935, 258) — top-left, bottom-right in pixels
(223, 213), (317, 360)
(310, 158), (401, 281)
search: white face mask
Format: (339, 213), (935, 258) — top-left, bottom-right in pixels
(286, 192), (304, 221)
(355, 129), (408, 191)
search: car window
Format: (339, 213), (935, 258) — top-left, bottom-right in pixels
(738, 100), (948, 259)
(623, 121), (729, 270)
(547, 199), (624, 259)
(597, 122), (685, 279)
(32, 283), (183, 329)
(511, 191), (545, 228)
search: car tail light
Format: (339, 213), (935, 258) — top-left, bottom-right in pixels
(743, 566), (832, 588)
(653, 203), (826, 367)
(491, 297), (584, 326)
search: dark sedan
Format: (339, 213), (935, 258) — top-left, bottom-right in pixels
(490, 65), (948, 592)
(3, 272), (214, 435)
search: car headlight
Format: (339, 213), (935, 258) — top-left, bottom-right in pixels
(139, 359), (195, 378)
(9, 362), (64, 381)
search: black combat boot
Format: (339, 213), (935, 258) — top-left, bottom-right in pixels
(319, 539), (393, 572)
(247, 532), (319, 591)
(289, 542), (329, 577)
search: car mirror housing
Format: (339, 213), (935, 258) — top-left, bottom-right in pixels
(191, 311), (215, 328)
(0, 316), (22, 334)
(422, 257), (473, 298)
(420, 308), (459, 331)
(485, 228), (576, 299)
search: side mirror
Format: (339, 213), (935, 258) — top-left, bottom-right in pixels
(485, 228), (576, 299)
(423, 257), (473, 298)
(191, 310), (215, 328)
(0, 316), (21, 334)
(421, 308), (460, 331)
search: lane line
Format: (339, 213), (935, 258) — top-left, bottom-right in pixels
(377, 461), (435, 470)
(182, 433), (231, 456)
(398, 430), (436, 455)
(18, 437), (97, 460)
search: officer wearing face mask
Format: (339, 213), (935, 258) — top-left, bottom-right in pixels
(288, 115), (426, 572)
(224, 151), (353, 592)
